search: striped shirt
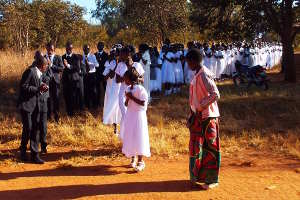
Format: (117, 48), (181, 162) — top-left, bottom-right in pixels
(189, 66), (220, 119)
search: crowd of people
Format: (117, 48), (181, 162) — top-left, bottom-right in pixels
(17, 38), (282, 190)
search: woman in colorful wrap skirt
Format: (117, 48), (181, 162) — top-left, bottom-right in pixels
(185, 48), (221, 190)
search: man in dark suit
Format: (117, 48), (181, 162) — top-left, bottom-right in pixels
(18, 52), (49, 164)
(39, 62), (52, 154)
(62, 41), (85, 115)
(95, 41), (108, 107)
(45, 42), (64, 123)
(82, 44), (99, 109)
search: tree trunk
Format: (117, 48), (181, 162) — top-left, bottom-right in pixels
(281, 37), (297, 82)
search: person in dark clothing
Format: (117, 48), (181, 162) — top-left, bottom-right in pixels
(82, 44), (99, 109)
(62, 42), (85, 115)
(39, 59), (52, 154)
(18, 52), (49, 164)
(95, 41), (109, 107)
(45, 42), (64, 123)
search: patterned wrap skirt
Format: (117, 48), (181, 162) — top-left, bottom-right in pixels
(189, 116), (221, 184)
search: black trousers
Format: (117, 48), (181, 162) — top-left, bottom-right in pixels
(20, 109), (39, 154)
(64, 78), (84, 115)
(63, 80), (75, 116)
(39, 112), (48, 149)
(77, 77), (85, 111)
(48, 81), (60, 119)
(84, 73), (97, 109)
(96, 77), (106, 107)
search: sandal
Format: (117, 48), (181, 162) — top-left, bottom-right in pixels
(201, 183), (219, 190)
(134, 161), (145, 172)
(130, 157), (137, 168)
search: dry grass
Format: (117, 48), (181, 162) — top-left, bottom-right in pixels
(0, 50), (300, 165)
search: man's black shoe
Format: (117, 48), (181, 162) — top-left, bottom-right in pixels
(31, 155), (45, 164)
(54, 114), (60, 123)
(20, 152), (28, 162)
(41, 148), (47, 154)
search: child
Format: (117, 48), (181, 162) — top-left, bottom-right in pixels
(150, 47), (162, 93)
(174, 44), (184, 93)
(120, 67), (151, 172)
(138, 44), (151, 101)
(186, 48), (221, 190)
(102, 49), (121, 134)
(161, 45), (175, 95)
(115, 47), (130, 123)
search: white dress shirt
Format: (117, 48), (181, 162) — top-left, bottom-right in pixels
(65, 53), (73, 69)
(82, 53), (99, 73)
(35, 67), (42, 80)
(46, 54), (55, 67)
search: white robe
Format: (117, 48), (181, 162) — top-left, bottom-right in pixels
(102, 60), (121, 125)
(161, 52), (175, 84)
(140, 50), (151, 99)
(174, 51), (184, 84)
(115, 62), (128, 122)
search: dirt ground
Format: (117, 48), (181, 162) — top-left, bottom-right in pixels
(0, 148), (299, 200)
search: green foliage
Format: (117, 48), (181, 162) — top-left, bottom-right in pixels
(92, 0), (125, 36)
(92, 0), (196, 45)
(0, 0), (88, 51)
(122, 0), (189, 43)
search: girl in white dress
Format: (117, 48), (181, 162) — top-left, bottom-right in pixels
(115, 48), (130, 123)
(215, 46), (226, 79)
(121, 67), (150, 172)
(102, 50), (121, 134)
(138, 44), (151, 100)
(150, 47), (162, 92)
(161, 45), (176, 95)
(174, 45), (184, 93)
(184, 42), (196, 84)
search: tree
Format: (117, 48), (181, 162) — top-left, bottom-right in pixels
(0, 0), (32, 52)
(253, 0), (299, 82)
(92, 0), (125, 36)
(122, 0), (189, 44)
(41, 0), (87, 46)
(190, 0), (300, 82)
(0, 0), (88, 50)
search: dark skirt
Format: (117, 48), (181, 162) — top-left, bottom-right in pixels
(189, 116), (221, 184)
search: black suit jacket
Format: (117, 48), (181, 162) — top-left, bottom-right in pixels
(46, 55), (64, 84)
(39, 67), (51, 112)
(95, 51), (108, 79)
(62, 54), (82, 83)
(17, 67), (41, 113)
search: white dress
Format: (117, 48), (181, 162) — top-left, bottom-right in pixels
(140, 51), (151, 99)
(161, 52), (175, 84)
(210, 54), (218, 79)
(215, 50), (226, 79)
(115, 62), (128, 121)
(102, 60), (121, 125)
(150, 55), (162, 91)
(120, 84), (151, 158)
(174, 51), (184, 84)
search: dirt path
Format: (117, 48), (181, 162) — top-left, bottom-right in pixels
(0, 149), (300, 200)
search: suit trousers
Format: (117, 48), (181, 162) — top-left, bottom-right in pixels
(20, 109), (39, 154)
(48, 81), (60, 119)
(96, 78), (106, 107)
(39, 112), (48, 149)
(84, 73), (97, 109)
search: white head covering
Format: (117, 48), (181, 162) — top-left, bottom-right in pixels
(132, 62), (145, 76)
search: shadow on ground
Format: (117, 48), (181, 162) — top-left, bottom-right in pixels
(0, 180), (191, 199)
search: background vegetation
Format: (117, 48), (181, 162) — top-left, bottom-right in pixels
(1, 0), (300, 82)
(0, 50), (299, 164)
